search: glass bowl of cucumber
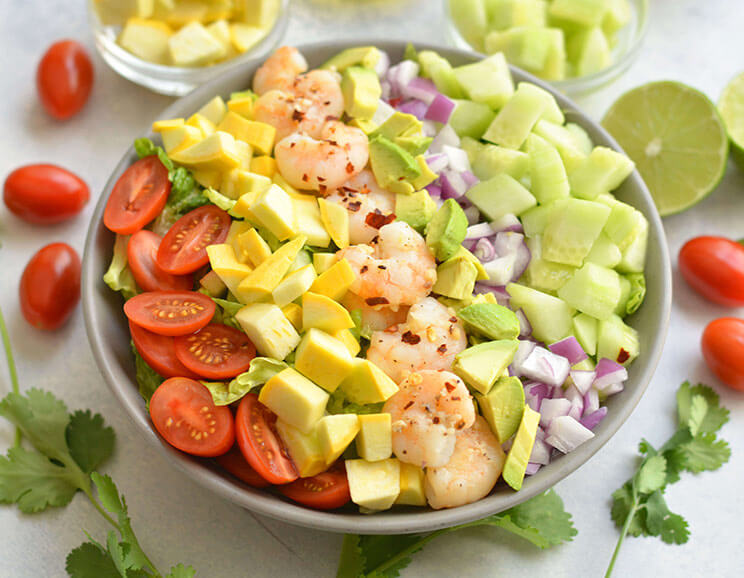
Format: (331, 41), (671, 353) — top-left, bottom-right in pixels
(87, 0), (290, 96)
(445, 0), (648, 97)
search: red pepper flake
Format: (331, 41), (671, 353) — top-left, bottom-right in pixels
(444, 382), (456, 393)
(302, 174), (309, 182)
(347, 201), (362, 212)
(346, 162), (355, 174)
(401, 331), (421, 345)
(389, 97), (403, 108)
(451, 396), (460, 401)
(365, 211), (396, 230)
(449, 316), (458, 323)
(341, 185), (357, 193)
(456, 420), (466, 430)
(617, 349), (630, 364)
(289, 142), (296, 149)
(324, 100), (331, 106)
(404, 401), (414, 410)
(292, 109), (305, 122)
(360, 265), (369, 274)
(360, 185), (371, 195)
(437, 344), (447, 354)
(366, 297), (389, 306)
(370, 235), (379, 244)
(317, 176), (326, 182)
(319, 184), (327, 195)
(326, 116), (339, 122)
(377, 265), (387, 270)
(398, 176), (406, 181)
(432, 416), (440, 424)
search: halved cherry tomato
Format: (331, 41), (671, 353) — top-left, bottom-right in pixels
(174, 324), (256, 380)
(278, 467), (351, 510)
(127, 230), (193, 293)
(701, 317), (744, 391)
(104, 156), (171, 235)
(216, 445), (271, 488)
(20, 243), (80, 330)
(235, 394), (298, 485)
(679, 236), (744, 307)
(149, 378), (234, 457)
(124, 291), (215, 336)
(129, 321), (201, 380)
(156, 205), (230, 274)
(37, 40), (93, 120)
(4, 164), (89, 224)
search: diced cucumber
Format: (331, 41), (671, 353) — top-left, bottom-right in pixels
(417, 50), (465, 98)
(572, 313), (598, 356)
(616, 215), (648, 273)
(532, 120), (587, 172)
(527, 133), (569, 203)
(569, 146), (635, 200)
(602, 0), (631, 38)
(549, 0), (609, 28)
(567, 27), (611, 77)
(614, 275), (631, 316)
(594, 192), (618, 207)
(453, 53), (515, 109)
(525, 236), (575, 293)
(537, 27), (567, 81)
(485, 0), (548, 30)
(466, 173), (537, 220)
(520, 203), (556, 237)
(585, 233), (621, 268)
(506, 283), (575, 343)
(450, 0), (489, 51)
(603, 201), (645, 251)
(450, 100), (497, 139)
(483, 83), (550, 149)
(542, 198), (611, 266)
(485, 27), (566, 81)
(558, 262), (622, 321)
(462, 137), (530, 180)
(597, 314), (639, 366)
(565, 122), (593, 155)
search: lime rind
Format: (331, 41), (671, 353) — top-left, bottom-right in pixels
(602, 81), (729, 217)
(718, 72), (744, 171)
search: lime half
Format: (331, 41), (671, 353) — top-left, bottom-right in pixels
(602, 81), (729, 216)
(718, 72), (744, 170)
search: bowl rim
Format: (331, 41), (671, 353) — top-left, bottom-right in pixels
(82, 38), (672, 535)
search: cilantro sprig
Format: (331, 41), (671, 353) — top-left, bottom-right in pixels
(605, 382), (731, 577)
(337, 490), (577, 577)
(0, 306), (195, 577)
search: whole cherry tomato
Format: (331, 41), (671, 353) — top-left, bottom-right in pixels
(19, 243), (81, 330)
(37, 40), (93, 120)
(4, 164), (89, 224)
(701, 318), (744, 391)
(679, 236), (744, 306)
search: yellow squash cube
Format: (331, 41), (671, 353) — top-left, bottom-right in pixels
(152, 117), (184, 132)
(340, 360), (398, 405)
(250, 156), (277, 178)
(275, 420), (326, 478)
(310, 258), (356, 301)
(395, 463), (426, 506)
(318, 414), (360, 465)
(191, 169), (222, 190)
(228, 96), (255, 119)
(206, 20), (234, 61)
(217, 112), (276, 156)
(281, 302), (303, 331)
(235, 235), (306, 303)
(222, 170), (272, 200)
(249, 184), (298, 240)
(199, 270), (227, 298)
(197, 95), (228, 125)
(160, 125), (203, 155)
(345, 458), (400, 511)
(237, 227), (272, 266)
(119, 18), (173, 64)
(259, 368), (329, 433)
(234, 140), (253, 169)
(95, 0), (154, 26)
(333, 329), (361, 357)
(234, 0), (281, 28)
(312, 253), (336, 274)
(356, 413), (392, 461)
(230, 23), (268, 54)
(225, 220), (254, 260)
(235, 303), (300, 360)
(302, 292), (355, 333)
(186, 113), (216, 138)
(294, 329), (355, 393)
(170, 131), (242, 172)
(292, 195), (331, 248)
(272, 265), (317, 308)
(168, 21), (224, 67)
(206, 244), (253, 296)
(231, 191), (261, 223)
(318, 198), (350, 249)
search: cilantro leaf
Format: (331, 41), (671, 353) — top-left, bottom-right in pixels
(643, 491), (689, 545)
(337, 535), (366, 578)
(611, 483), (645, 537)
(66, 542), (120, 578)
(634, 455), (667, 495)
(638, 438), (656, 456)
(0, 447), (79, 512)
(686, 395), (708, 437)
(66, 410), (115, 474)
(131, 343), (164, 405)
(106, 530), (133, 576)
(677, 382), (729, 434)
(356, 534), (424, 577)
(673, 432), (731, 474)
(166, 564), (197, 578)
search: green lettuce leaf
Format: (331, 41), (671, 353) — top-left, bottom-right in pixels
(624, 273), (646, 315)
(131, 343), (164, 405)
(204, 358), (288, 405)
(103, 235), (138, 300)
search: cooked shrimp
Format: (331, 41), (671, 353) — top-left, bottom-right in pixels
(342, 291), (409, 335)
(366, 297), (467, 384)
(274, 120), (369, 192)
(383, 370), (476, 468)
(425, 416), (506, 510)
(326, 170), (396, 245)
(337, 221), (437, 311)
(252, 46), (308, 95)
(253, 70), (344, 141)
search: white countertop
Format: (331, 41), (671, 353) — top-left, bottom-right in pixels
(1, 1), (743, 576)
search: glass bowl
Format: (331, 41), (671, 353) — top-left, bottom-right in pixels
(87, 0), (290, 96)
(445, 0), (648, 98)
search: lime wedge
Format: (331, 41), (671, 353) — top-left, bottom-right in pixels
(602, 81), (729, 216)
(718, 72), (744, 170)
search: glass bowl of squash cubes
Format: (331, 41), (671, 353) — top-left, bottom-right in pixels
(88, 0), (290, 96)
(445, 0), (648, 97)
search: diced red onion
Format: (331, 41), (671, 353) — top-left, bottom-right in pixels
(440, 170), (468, 199)
(579, 407), (608, 431)
(464, 205), (481, 225)
(397, 99), (428, 120)
(425, 183), (442, 198)
(474, 238), (496, 262)
(372, 99), (395, 126)
(480, 255), (516, 286)
(569, 370), (596, 395)
(425, 153), (448, 175)
(545, 416), (595, 454)
(473, 283), (510, 306)
(513, 238), (531, 282)
(375, 50), (391, 78)
(465, 223), (494, 240)
(380, 80), (392, 101)
(525, 462), (542, 476)
(593, 358), (628, 390)
(529, 436), (552, 465)
(525, 382), (551, 410)
(564, 385), (584, 421)
(493, 231), (524, 255)
(462, 170), (479, 188)
(462, 238), (478, 252)
(429, 125), (460, 154)
(386, 60), (419, 96)
(490, 214), (523, 233)
(516, 346), (570, 388)
(512, 340), (536, 373)
(535, 425), (546, 440)
(549, 336), (588, 366)
(601, 382), (625, 396)
(583, 388), (600, 415)
(425, 93), (456, 124)
(402, 76), (438, 105)
(539, 398), (572, 428)
(421, 120), (438, 137)
(442, 145), (472, 173)
(515, 308), (532, 337)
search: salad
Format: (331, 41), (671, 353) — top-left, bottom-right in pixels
(102, 44), (647, 513)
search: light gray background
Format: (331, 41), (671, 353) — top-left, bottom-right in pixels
(1, 1), (743, 576)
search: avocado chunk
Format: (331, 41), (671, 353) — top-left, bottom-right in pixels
(453, 340), (519, 394)
(235, 303), (300, 360)
(346, 458), (400, 511)
(321, 46), (381, 72)
(451, 246), (489, 281)
(395, 190), (437, 234)
(368, 135), (421, 195)
(275, 420), (326, 478)
(340, 359), (398, 404)
(395, 463), (427, 506)
(312, 252), (337, 274)
(395, 134), (433, 157)
(294, 328), (354, 393)
(259, 368), (329, 434)
(477, 376), (525, 443)
(356, 413), (392, 462)
(432, 256), (478, 300)
(341, 66), (382, 120)
(457, 303), (520, 340)
(426, 198), (469, 262)
(370, 112), (423, 141)
(502, 405), (540, 491)
(317, 414), (360, 465)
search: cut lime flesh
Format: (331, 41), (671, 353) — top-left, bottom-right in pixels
(718, 71), (744, 170)
(602, 81), (729, 216)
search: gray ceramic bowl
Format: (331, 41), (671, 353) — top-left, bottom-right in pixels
(82, 40), (672, 535)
